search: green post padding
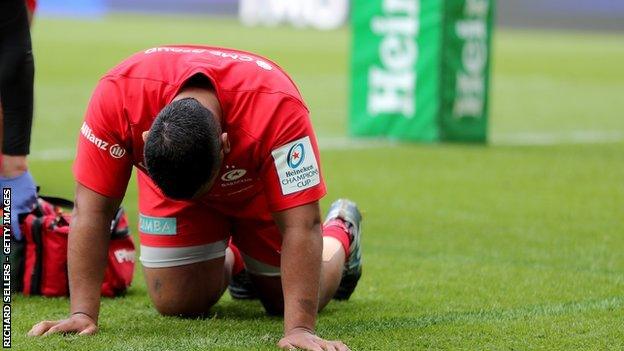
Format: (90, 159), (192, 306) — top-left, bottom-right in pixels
(350, 0), (493, 143)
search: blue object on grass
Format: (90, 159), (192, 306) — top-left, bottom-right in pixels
(0, 171), (37, 240)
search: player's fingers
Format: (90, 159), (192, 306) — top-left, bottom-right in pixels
(288, 338), (323, 351)
(78, 324), (98, 336)
(42, 324), (64, 337)
(277, 339), (295, 349)
(332, 340), (350, 351)
(43, 320), (82, 337)
(43, 320), (83, 336)
(27, 321), (56, 337)
(304, 340), (324, 351)
(26, 322), (46, 336)
(278, 342), (297, 350)
(320, 341), (337, 351)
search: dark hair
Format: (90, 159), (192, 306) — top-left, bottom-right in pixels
(144, 98), (221, 199)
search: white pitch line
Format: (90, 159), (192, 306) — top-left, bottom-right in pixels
(319, 131), (624, 148)
(29, 148), (75, 161)
(492, 131), (624, 146)
(28, 131), (624, 161)
(317, 136), (399, 150)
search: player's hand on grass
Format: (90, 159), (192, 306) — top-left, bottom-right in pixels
(278, 327), (350, 351)
(27, 313), (98, 337)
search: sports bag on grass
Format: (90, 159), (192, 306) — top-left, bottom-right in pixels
(14, 195), (135, 297)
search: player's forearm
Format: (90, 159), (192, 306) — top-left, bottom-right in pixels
(280, 224), (323, 334)
(68, 210), (112, 322)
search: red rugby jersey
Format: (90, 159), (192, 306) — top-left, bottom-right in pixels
(73, 45), (326, 212)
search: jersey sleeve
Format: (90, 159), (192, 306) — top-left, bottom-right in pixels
(72, 78), (133, 198)
(260, 97), (327, 212)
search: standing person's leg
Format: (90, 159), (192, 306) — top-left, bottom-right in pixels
(1, 0), (35, 163)
(137, 172), (243, 316)
(0, 0), (37, 240)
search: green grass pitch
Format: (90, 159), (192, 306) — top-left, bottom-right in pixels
(12, 15), (624, 350)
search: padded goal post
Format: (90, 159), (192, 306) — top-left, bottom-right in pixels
(350, 0), (494, 143)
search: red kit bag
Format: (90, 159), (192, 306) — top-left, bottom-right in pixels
(18, 196), (135, 297)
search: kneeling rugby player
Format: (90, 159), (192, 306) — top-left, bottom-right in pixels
(28, 45), (363, 351)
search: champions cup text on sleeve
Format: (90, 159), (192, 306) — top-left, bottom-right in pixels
(271, 136), (321, 195)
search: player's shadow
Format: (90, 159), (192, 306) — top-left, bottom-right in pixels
(200, 298), (342, 321)
(209, 299), (269, 321)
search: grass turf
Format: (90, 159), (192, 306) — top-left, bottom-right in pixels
(11, 15), (624, 350)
